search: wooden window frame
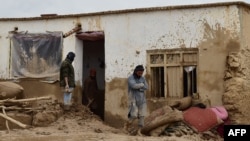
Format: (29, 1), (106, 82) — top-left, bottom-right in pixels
(147, 48), (198, 99)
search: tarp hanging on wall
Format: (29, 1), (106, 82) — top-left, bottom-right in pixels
(75, 31), (104, 41)
(10, 32), (63, 78)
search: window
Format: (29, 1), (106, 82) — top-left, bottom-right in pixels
(147, 48), (198, 98)
(10, 32), (63, 78)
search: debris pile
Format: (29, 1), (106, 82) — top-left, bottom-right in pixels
(125, 97), (226, 140)
(0, 95), (54, 131)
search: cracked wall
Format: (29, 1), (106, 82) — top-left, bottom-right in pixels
(221, 7), (250, 124)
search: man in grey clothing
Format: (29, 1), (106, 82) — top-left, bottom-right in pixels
(124, 65), (148, 135)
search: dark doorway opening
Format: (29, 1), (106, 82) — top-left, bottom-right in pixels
(76, 31), (105, 120)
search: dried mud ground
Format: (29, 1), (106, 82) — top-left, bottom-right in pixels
(0, 104), (223, 141)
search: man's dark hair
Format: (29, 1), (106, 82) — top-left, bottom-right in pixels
(134, 65), (144, 72)
(67, 52), (75, 61)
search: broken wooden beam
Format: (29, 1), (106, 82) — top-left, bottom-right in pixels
(63, 24), (82, 38)
(0, 113), (30, 129)
(0, 96), (52, 105)
(1, 106), (10, 133)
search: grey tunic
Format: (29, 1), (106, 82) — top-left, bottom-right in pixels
(127, 74), (148, 119)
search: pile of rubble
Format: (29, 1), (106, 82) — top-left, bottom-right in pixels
(1, 81), (225, 141)
(125, 96), (225, 140)
(0, 81), (100, 132)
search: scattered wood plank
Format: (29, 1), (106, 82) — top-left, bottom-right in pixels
(0, 96), (52, 130)
(1, 106), (10, 133)
(0, 96), (52, 105)
(0, 113), (30, 129)
(3, 106), (43, 111)
(87, 98), (94, 108)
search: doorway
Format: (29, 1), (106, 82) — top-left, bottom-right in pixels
(76, 31), (105, 120)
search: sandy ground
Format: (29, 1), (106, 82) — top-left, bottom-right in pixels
(0, 104), (223, 141)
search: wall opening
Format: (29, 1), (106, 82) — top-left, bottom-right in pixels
(183, 67), (197, 97)
(76, 31), (105, 120)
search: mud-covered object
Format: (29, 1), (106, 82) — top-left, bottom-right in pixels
(125, 105), (183, 136)
(32, 103), (63, 126)
(183, 107), (223, 133)
(32, 111), (62, 126)
(0, 82), (24, 100)
(141, 106), (183, 135)
(169, 96), (192, 111)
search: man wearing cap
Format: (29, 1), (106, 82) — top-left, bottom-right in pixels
(60, 52), (76, 110)
(124, 65), (148, 135)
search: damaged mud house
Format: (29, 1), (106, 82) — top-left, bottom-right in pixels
(1, 1), (250, 137)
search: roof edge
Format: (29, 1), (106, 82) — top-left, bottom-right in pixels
(0, 1), (249, 21)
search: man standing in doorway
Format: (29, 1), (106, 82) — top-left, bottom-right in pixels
(60, 52), (76, 110)
(83, 68), (99, 114)
(125, 65), (148, 135)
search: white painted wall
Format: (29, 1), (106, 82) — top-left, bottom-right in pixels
(0, 4), (243, 125)
(103, 6), (240, 81)
(0, 6), (240, 81)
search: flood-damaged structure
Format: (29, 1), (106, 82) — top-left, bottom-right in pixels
(1, 1), (250, 128)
